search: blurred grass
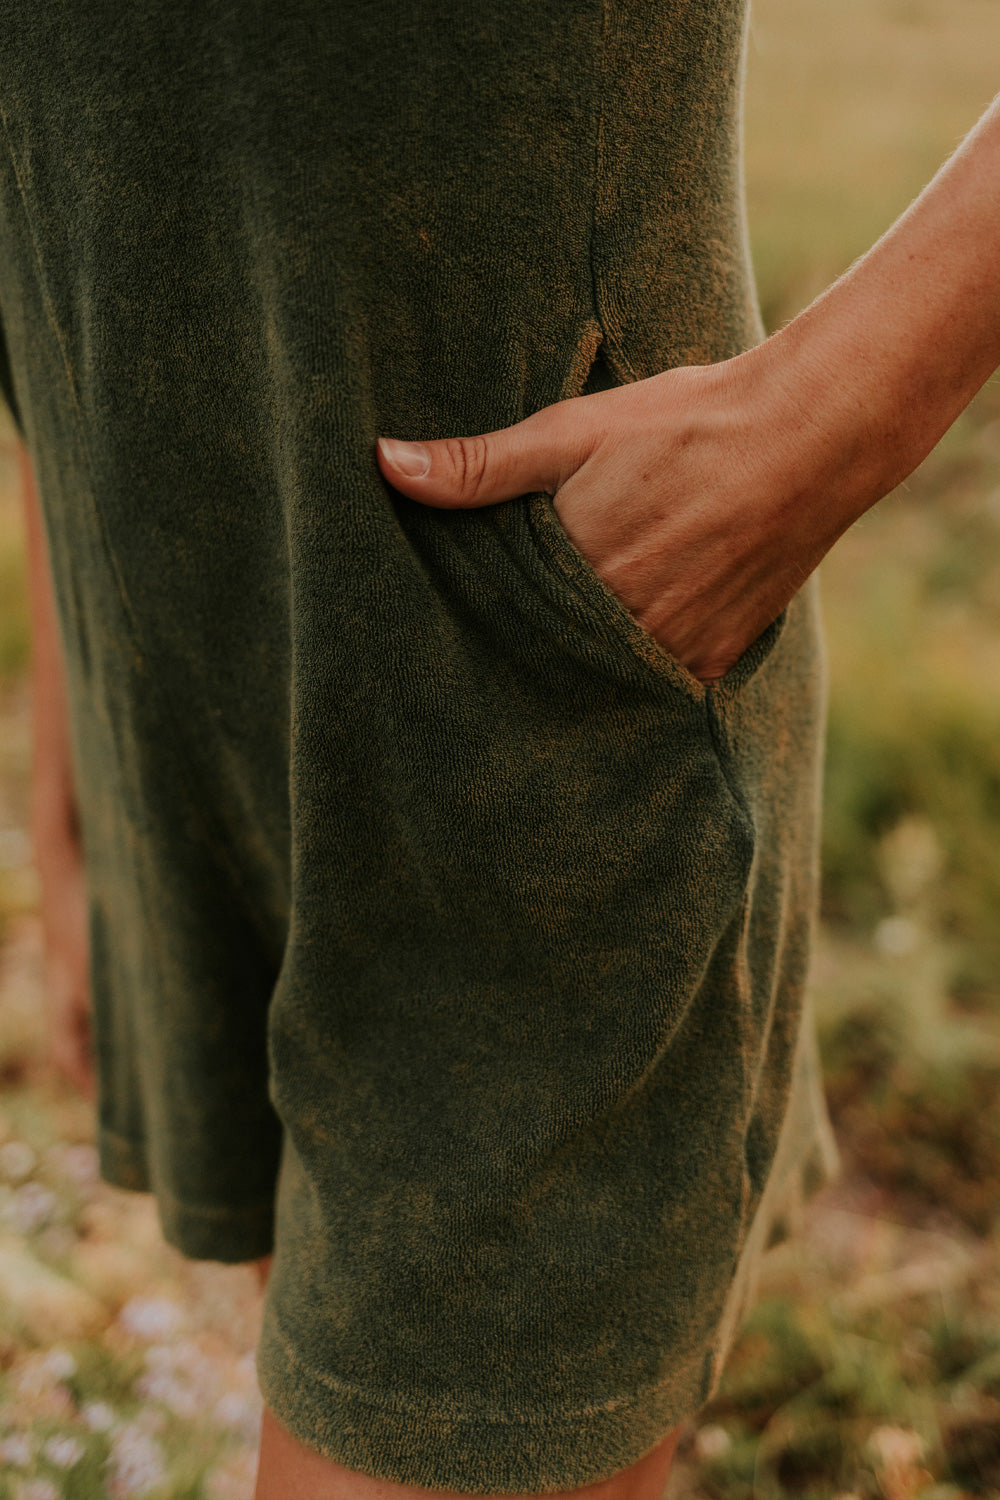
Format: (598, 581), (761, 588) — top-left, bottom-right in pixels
(1, 0), (1000, 1494)
(745, 0), (1000, 329)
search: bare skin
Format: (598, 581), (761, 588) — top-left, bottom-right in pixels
(20, 447), (94, 1099)
(254, 1412), (680, 1500)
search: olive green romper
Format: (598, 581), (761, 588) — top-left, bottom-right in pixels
(0, 0), (837, 1489)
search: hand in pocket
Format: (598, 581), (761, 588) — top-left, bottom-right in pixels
(376, 348), (869, 683)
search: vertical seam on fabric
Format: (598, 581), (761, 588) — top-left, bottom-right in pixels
(587, 0), (642, 385)
(735, 0), (766, 347)
(586, 0), (609, 345)
(704, 687), (757, 853)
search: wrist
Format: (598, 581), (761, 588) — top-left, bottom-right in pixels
(731, 322), (901, 535)
(699, 338), (876, 558)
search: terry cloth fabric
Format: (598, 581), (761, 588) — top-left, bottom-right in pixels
(0, 0), (838, 1489)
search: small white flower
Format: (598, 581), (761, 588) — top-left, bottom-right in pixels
(42, 1433), (85, 1469)
(869, 1425), (925, 1469)
(105, 1424), (167, 1498)
(136, 1366), (199, 1418)
(46, 1144), (99, 1188)
(695, 1423), (732, 1461)
(5, 1181), (57, 1234)
(136, 1340), (220, 1418)
(873, 915), (919, 958)
(39, 1349), (77, 1383)
(0, 1432), (33, 1466)
(213, 1389), (249, 1427)
(117, 1296), (184, 1342)
(213, 1389), (262, 1439)
(0, 1141), (36, 1182)
(81, 1400), (116, 1432)
(204, 1448), (259, 1500)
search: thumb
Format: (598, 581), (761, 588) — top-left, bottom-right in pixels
(376, 402), (589, 509)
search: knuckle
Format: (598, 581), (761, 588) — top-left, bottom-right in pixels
(443, 434), (490, 499)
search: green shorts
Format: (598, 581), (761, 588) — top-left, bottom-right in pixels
(0, 0), (837, 1488)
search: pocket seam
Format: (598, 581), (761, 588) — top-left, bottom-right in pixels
(708, 609), (788, 700)
(526, 492), (707, 709)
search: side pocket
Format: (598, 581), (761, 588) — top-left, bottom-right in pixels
(524, 337), (786, 714)
(710, 609), (788, 695)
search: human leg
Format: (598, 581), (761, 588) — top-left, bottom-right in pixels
(19, 443), (93, 1098)
(250, 1247), (680, 1500)
(253, 1406), (680, 1500)
(250, 1203), (686, 1500)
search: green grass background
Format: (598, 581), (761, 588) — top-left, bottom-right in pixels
(2, 1), (1000, 1494)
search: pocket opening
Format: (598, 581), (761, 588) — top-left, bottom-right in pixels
(707, 611), (788, 700)
(526, 489), (707, 707)
(579, 345), (619, 396)
(531, 341), (786, 704)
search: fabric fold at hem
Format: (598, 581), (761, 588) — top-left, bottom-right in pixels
(98, 1127), (276, 1263)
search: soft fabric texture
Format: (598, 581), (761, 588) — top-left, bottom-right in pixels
(0, 0), (837, 1489)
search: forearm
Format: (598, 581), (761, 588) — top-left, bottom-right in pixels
(746, 92), (1000, 533)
